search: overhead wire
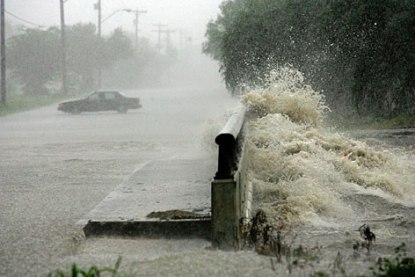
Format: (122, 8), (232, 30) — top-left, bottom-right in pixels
(5, 10), (44, 28)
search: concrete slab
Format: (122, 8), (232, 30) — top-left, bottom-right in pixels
(79, 159), (215, 238)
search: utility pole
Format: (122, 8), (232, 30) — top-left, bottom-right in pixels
(102, 8), (146, 53)
(161, 29), (175, 51)
(97, 0), (101, 40)
(1, 0), (6, 105)
(179, 29), (191, 50)
(95, 0), (102, 89)
(132, 9), (146, 52)
(152, 23), (167, 53)
(59, 0), (68, 95)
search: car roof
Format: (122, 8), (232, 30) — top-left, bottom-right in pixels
(88, 90), (122, 96)
(96, 90), (120, 94)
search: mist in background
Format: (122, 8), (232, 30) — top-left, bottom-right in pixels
(5, 0), (226, 95)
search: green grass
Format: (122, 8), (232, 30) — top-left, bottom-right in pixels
(312, 243), (415, 277)
(0, 94), (70, 117)
(47, 257), (122, 277)
(363, 114), (415, 130)
(369, 243), (415, 277)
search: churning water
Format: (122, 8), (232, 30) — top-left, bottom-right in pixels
(240, 67), (415, 275)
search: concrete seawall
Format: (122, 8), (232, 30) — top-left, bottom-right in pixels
(211, 105), (252, 249)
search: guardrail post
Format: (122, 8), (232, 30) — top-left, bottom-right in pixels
(211, 106), (246, 249)
(211, 179), (239, 249)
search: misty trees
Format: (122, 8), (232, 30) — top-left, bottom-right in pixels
(65, 24), (133, 92)
(8, 28), (61, 95)
(102, 37), (176, 88)
(7, 22), (180, 97)
(7, 24), (133, 96)
(203, 0), (326, 93)
(65, 23), (100, 92)
(321, 0), (415, 116)
(204, 0), (415, 117)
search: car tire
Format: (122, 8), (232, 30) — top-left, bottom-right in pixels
(117, 106), (128, 113)
(70, 107), (81, 115)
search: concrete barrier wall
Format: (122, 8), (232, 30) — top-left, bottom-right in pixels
(236, 141), (252, 231)
(211, 106), (252, 249)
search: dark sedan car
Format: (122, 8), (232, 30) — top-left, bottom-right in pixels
(58, 90), (142, 114)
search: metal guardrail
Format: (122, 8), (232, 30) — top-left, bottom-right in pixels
(214, 105), (246, 180)
(211, 105), (252, 249)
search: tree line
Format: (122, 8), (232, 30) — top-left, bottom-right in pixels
(6, 23), (177, 97)
(203, 0), (415, 118)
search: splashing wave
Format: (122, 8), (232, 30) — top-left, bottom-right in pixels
(242, 67), (415, 227)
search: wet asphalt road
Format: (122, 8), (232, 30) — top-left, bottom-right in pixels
(1, 88), (413, 277)
(346, 128), (415, 148)
(0, 87), (238, 277)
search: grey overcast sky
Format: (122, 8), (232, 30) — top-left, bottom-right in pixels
(6, 0), (224, 46)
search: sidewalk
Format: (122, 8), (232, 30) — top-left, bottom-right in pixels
(79, 158), (215, 239)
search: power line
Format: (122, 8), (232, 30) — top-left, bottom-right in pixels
(4, 10), (44, 28)
(1, 0), (6, 105)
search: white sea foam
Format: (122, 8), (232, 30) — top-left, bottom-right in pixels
(242, 67), (329, 127)
(241, 67), (415, 227)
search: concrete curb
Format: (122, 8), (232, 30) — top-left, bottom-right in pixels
(79, 159), (214, 239)
(83, 219), (211, 239)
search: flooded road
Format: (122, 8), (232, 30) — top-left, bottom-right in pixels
(0, 85), (414, 276)
(0, 87), (239, 276)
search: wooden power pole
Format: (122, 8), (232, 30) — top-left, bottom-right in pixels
(59, 0), (68, 95)
(133, 9), (146, 52)
(95, 0), (102, 89)
(1, 0), (6, 105)
(152, 23), (167, 53)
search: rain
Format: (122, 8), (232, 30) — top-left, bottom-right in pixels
(1, 1), (415, 276)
